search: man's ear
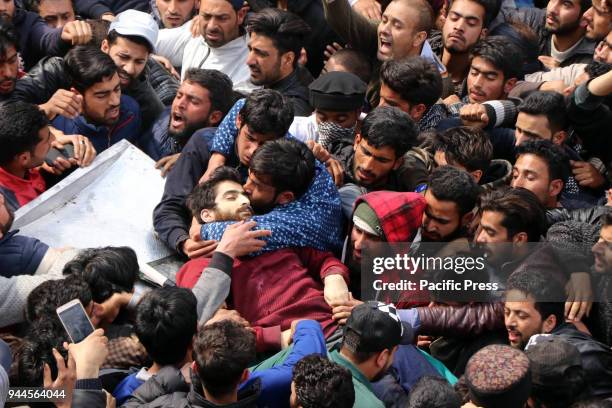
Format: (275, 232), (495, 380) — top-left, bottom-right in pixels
(392, 156), (405, 171)
(549, 179), (564, 199)
(542, 314), (557, 333)
(16, 151), (31, 168)
(281, 51), (295, 70)
(236, 6), (248, 26)
(551, 130), (567, 145)
(208, 110), (224, 127)
(413, 31), (428, 48)
(512, 231), (529, 244)
(235, 114), (242, 129)
(200, 209), (215, 223)
(479, 27), (488, 40)
(461, 210), (474, 228)
(240, 368), (249, 383)
(470, 169), (483, 183)
(101, 39), (110, 54)
(354, 133), (362, 149)
(375, 349), (391, 369)
(504, 78), (518, 94)
(409, 103), (427, 122)
(275, 191), (295, 205)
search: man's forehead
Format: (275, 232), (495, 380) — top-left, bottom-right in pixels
(216, 180), (244, 194)
(449, 0), (485, 19)
(515, 154), (548, 175)
(470, 57), (502, 74)
(90, 73), (120, 91)
(424, 190), (459, 216)
(0, 46), (17, 61)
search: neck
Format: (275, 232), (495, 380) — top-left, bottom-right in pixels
(552, 28), (585, 52)
(442, 49), (470, 82)
(271, 67), (295, 87)
(204, 388), (238, 405)
(148, 362), (164, 375)
(2, 162), (27, 179)
(339, 348), (375, 381)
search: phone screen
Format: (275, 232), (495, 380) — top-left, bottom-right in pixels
(58, 302), (94, 343)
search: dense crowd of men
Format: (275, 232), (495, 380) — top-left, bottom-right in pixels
(1, 0), (612, 406)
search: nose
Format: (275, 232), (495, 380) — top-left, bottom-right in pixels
(0, 63), (10, 78)
(243, 179), (253, 195)
(512, 174), (524, 188)
(168, 0), (177, 12)
(354, 230), (365, 250)
(583, 6), (593, 22)
(475, 228), (486, 243)
(362, 156), (375, 171)
(514, 131), (524, 147)
(238, 193), (250, 206)
(124, 61), (136, 77)
(110, 89), (121, 107)
(246, 51), (256, 66)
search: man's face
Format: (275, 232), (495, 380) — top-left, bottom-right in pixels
(169, 80), (213, 139)
(514, 112), (554, 146)
(0, 0), (15, 21)
(38, 0), (75, 28)
(82, 73), (122, 126)
(156, 0), (198, 28)
(102, 37), (149, 88)
(377, 2), (420, 61)
(235, 122), (275, 167)
(504, 294), (546, 349)
(243, 170), (277, 214)
(29, 125), (55, 168)
(421, 190), (462, 242)
(351, 224), (382, 262)
(442, 0), (485, 54)
(467, 57), (508, 103)
(583, 0), (612, 40)
(0, 45), (18, 95)
(315, 109), (359, 129)
(546, 0), (582, 34)
(379, 82), (412, 116)
(475, 210), (518, 264)
(247, 32), (285, 86)
(208, 180), (253, 221)
(593, 224), (612, 273)
(352, 134), (400, 188)
(511, 154), (556, 207)
(200, 0), (243, 48)
(594, 31), (612, 63)
(0, 193), (15, 238)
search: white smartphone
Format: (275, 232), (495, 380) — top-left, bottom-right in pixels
(56, 299), (95, 344)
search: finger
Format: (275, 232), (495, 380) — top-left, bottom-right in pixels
(189, 243), (218, 258)
(82, 142), (96, 166)
(586, 302), (592, 317)
(162, 159), (175, 177)
(568, 301), (581, 321)
(565, 300), (572, 318)
(43, 363), (53, 387)
(54, 157), (72, 171)
(574, 302), (587, 321)
(52, 348), (66, 375)
(71, 137), (83, 161)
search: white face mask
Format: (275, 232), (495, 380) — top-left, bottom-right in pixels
(316, 120), (356, 150)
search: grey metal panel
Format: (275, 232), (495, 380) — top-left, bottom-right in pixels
(13, 140), (181, 278)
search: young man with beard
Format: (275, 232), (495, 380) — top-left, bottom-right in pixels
(51, 46), (142, 153)
(142, 68), (233, 174)
(517, 0), (596, 68)
(153, 0), (199, 29)
(0, 21), (18, 101)
(504, 268), (612, 398)
(12, 9), (166, 127)
(323, 0), (444, 107)
(583, 0), (612, 42)
(176, 161), (349, 353)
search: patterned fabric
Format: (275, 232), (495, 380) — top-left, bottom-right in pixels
(202, 99), (343, 254)
(418, 103), (449, 132)
(102, 336), (148, 370)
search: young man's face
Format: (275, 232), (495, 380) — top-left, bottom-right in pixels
(583, 0), (612, 40)
(243, 170), (278, 214)
(101, 37), (149, 88)
(82, 73), (122, 126)
(29, 125), (55, 169)
(352, 134), (401, 188)
(504, 293), (548, 349)
(247, 32), (286, 86)
(38, 0), (76, 28)
(156, 0), (198, 28)
(442, 0), (485, 54)
(377, 1), (421, 61)
(546, 0), (583, 34)
(200, 0), (244, 48)
(204, 180), (253, 222)
(235, 121), (275, 167)
(169, 80), (213, 138)
(315, 109), (360, 129)
(593, 224), (612, 273)
(475, 210), (517, 264)
(0, 0), (15, 21)
(511, 154), (559, 208)
(0, 45), (18, 95)
(594, 31), (612, 63)
(379, 82), (413, 117)
(351, 224), (382, 262)
(514, 113), (555, 146)
(421, 190), (463, 242)
(467, 57), (509, 103)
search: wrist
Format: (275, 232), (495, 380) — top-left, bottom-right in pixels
(75, 362), (99, 380)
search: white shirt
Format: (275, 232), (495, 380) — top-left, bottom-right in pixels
(289, 114), (319, 144)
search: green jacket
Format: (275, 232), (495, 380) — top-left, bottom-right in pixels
(328, 350), (385, 408)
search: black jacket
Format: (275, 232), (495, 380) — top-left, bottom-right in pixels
(73, 0), (150, 18)
(268, 69), (312, 117)
(546, 206), (609, 228)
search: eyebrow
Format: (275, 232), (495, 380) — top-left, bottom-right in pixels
(222, 190), (244, 197)
(470, 65), (499, 76)
(449, 10), (482, 22)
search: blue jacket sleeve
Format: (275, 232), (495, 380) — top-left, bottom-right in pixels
(210, 99), (245, 156)
(200, 162), (343, 254)
(245, 320), (326, 408)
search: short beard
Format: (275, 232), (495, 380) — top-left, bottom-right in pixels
(547, 19), (581, 35)
(168, 120), (208, 146)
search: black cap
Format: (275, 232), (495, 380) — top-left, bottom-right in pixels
(309, 71), (367, 112)
(343, 301), (409, 353)
(525, 335), (583, 389)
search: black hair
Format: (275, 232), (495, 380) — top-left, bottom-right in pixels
(515, 139), (571, 185)
(328, 48), (373, 84)
(184, 68), (234, 117)
(604, 209), (612, 227)
(86, 19), (111, 48)
(471, 0), (502, 28)
(238, 89), (294, 137)
(0, 101), (49, 165)
(62, 246), (139, 303)
(407, 376), (462, 408)
(135, 287), (197, 366)
(64, 46), (118, 93)
(249, 138), (316, 200)
(23, 0), (74, 13)
(489, 20), (541, 75)
(479, 186), (547, 241)
(187, 166), (242, 223)
(26, 276), (93, 324)
(194, 320), (256, 399)
(585, 60), (612, 79)
(432, 126), (493, 173)
(530, 365), (588, 408)
(380, 56), (443, 108)
(106, 29), (153, 53)
(470, 36), (524, 81)
(246, 8), (311, 68)
(506, 268), (566, 330)
(428, 166), (482, 216)
(579, 0), (593, 14)
(292, 355), (355, 408)
(0, 20), (19, 55)
(360, 106), (418, 158)
(518, 91), (568, 133)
